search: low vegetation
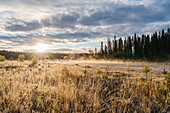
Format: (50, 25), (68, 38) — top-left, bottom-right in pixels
(17, 54), (25, 62)
(143, 64), (151, 81)
(0, 55), (6, 62)
(0, 61), (169, 112)
(32, 57), (38, 65)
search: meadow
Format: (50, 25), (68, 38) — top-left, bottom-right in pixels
(0, 60), (169, 112)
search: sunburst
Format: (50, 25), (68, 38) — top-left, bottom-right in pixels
(34, 43), (48, 52)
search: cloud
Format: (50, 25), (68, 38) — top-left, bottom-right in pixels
(42, 13), (80, 28)
(5, 19), (42, 31)
(79, 4), (168, 26)
(0, 0), (170, 52)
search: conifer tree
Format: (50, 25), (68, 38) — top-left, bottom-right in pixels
(118, 37), (123, 55)
(107, 37), (112, 55)
(161, 29), (166, 57)
(137, 36), (141, 58)
(127, 36), (132, 56)
(154, 32), (160, 57)
(144, 35), (151, 58)
(151, 33), (156, 57)
(95, 48), (97, 54)
(133, 33), (137, 57)
(167, 28), (170, 55)
(164, 30), (168, 57)
(124, 37), (128, 57)
(141, 34), (145, 58)
(158, 31), (163, 57)
(112, 40), (114, 55)
(104, 44), (107, 57)
(114, 36), (117, 54)
(100, 42), (104, 55)
(156, 38), (160, 57)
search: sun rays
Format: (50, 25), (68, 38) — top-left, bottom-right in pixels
(33, 43), (49, 52)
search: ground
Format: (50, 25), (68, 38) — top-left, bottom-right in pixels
(0, 60), (169, 112)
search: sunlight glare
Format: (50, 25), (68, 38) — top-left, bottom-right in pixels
(34, 43), (48, 52)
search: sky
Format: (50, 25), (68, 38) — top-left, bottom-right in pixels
(0, 0), (170, 53)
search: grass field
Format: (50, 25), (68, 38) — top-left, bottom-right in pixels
(0, 60), (169, 112)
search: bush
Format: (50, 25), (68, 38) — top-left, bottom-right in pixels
(139, 77), (145, 82)
(0, 55), (6, 61)
(161, 68), (168, 75)
(163, 73), (170, 88)
(9, 57), (13, 61)
(32, 57), (38, 65)
(17, 54), (25, 62)
(143, 64), (150, 81)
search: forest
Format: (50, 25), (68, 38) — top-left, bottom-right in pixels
(96, 28), (170, 60)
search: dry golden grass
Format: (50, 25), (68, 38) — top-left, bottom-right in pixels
(0, 60), (169, 112)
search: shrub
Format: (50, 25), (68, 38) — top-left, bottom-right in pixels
(32, 57), (38, 65)
(139, 77), (145, 82)
(17, 54), (25, 62)
(83, 68), (88, 76)
(143, 64), (150, 81)
(62, 67), (69, 75)
(9, 57), (13, 61)
(163, 73), (170, 88)
(0, 55), (6, 61)
(85, 65), (91, 68)
(105, 65), (109, 75)
(161, 68), (168, 75)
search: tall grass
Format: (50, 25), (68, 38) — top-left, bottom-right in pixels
(0, 61), (169, 112)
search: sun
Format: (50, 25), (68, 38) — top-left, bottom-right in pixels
(34, 43), (48, 52)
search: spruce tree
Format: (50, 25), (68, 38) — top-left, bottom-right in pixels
(127, 36), (132, 57)
(151, 33), (156, 57)
(165, 31), (168, 57)
(112, 40), (115, 56)
(158, 31), (163, 57)
(104, 44), (107, 57)
(114, 36), (117, 54)
(141, 34), (145, 58)
(118, 37), (123, 55)
(144, 35), (151, 58)
(161, 29), (166, 57)
(167, 28), (170, 55)
(133, 33), (137, 57)
(154, 32), (160, 57)
(95, 47), (97, 54)
(137, 36), (141, 58)
(100, 42), (104, 55)
(123, 37), (128, 57)
(107, 37), (112, 55)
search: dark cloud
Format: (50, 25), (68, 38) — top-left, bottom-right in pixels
(42, 13), (79, 28)
(5, 20), (42, 31)
(4, 0), (170, 32)
(79, 4), (168, 26)
(5, 13), (80, 31)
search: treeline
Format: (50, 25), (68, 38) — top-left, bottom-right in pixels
(0, 50), (65, 60)
(0, 50), (93, 60)
(95, 28), (170, 59)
